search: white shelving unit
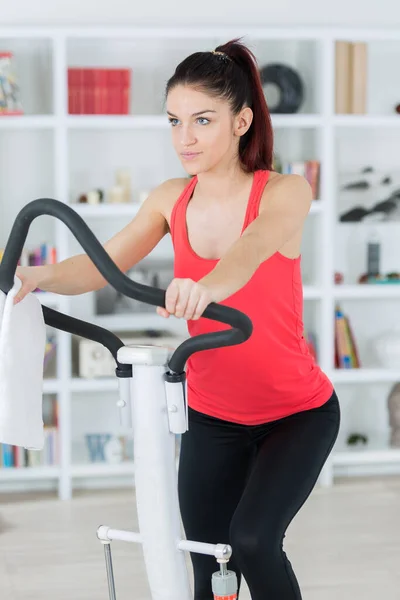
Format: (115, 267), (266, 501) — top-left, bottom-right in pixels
(1, 25), (400, 498)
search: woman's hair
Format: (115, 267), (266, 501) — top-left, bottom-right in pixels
(165, 38), (274, 172)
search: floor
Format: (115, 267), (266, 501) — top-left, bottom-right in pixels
(0, 476), (399, 600)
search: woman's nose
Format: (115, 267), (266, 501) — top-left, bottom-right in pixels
(180, 126), (196, 147)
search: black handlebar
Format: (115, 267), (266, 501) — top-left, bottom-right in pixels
(0, 199), (253, 373)
(42, 304), (132, 377)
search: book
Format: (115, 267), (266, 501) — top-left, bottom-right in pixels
(350, 42), (368, 114)
(280, 160), (320, 199)
(0, 244), (57, 267)
(334, 305), (361, 368)
(0, 396), (59, 468)
(335, 41), (352, 114)
(335, 41), (368, 114)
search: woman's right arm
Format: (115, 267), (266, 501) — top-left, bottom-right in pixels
(13, 179), (184, 304)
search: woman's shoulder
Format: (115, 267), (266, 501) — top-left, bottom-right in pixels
(260, 170), (312, 210)
(151, 177), (192, 228)
(264, 171), (312, 196)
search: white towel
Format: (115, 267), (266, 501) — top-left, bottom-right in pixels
(0, 277), (46, 450)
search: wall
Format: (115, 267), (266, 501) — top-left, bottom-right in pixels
(1, 0), (400, 28)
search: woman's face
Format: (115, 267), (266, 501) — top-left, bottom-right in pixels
(166, 84), (242, 175)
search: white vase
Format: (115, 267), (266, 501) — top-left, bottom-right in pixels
(103, 436), (124, 464)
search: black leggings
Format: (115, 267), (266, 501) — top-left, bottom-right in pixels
(178, 390), (341, 600)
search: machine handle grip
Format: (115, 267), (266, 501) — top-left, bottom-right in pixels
(0, 198), (253, 373)
(42, 305), (132, 378)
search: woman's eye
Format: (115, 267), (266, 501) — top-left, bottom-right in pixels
(168, 117), (209, 126)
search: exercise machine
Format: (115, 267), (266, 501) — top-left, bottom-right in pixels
(0, 199), (253, 600)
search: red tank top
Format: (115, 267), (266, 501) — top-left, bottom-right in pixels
(170, 169), (333, 425)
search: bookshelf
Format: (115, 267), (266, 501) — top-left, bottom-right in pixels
(1, 25), (400, 499)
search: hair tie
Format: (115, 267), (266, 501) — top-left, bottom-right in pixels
(211, 50), (231, 62)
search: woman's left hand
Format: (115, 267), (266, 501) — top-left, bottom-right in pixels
(156, 278), (214, 320)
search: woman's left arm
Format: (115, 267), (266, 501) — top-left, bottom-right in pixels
(157, 175), (312, 320)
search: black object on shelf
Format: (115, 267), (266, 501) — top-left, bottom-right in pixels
(347, 433), (368, 446)
(339, 206), (371, 222)
(339, 198), (398, 222)
(259, 63), (304, 114)
(341, 180), (370, 191)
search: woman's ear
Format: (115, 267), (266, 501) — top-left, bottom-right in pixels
(234, 107), (253, 138)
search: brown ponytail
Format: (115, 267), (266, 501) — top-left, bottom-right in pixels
(165, 37), (274, 172)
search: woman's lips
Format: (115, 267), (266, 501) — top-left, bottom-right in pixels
(181, 152), (201, 161)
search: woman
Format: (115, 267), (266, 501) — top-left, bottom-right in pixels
(15, 38), (340, 600)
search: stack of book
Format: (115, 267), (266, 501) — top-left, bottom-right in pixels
(68, 67), (131, 114)
(0, 243), (57, 267)
(335, 41), (368, 114)
(0, 396), (59, 468)
(334, 304), (361, 368)
(278, 160), (320, 200)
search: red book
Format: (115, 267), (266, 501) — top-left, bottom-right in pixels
(93, 69), (107, 114)
(82, 69), (95, 114)
(106, 69), (121, 114)
(68, 68), (79, 114)
(306, 161), (320, 200)
(121, 68), (131, 114)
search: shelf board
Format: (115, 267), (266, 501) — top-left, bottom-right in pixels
(5, 113), (400, 132)
(333, 448), (400, 466)
(43, 379), (60, 394)
(71, 462), (135, 477)
(67, 115), (169, 129)
(334, 115), (400, 127)
(92, 312), (175, 331)
(67, 113), (323, 130)
(0, 115), (55, 129)
(333, 434), (400, 465)
(331, 368), (400, 384)
(3, 114), (399, 131)
(272, 114), (322, 128)
(71, 369), (400, 392)
(0, 466), (60, 481)
(71, 203), (140, 218)
(71, 199), (322, 219)
(70, 378), (119, 392)
(303, 285), (323, 299)
(334, 284), (400, 299)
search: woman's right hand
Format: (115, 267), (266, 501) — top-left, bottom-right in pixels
(13, 266), (46, 305)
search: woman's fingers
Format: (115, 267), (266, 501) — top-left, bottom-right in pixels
(157, 278), (212, 320)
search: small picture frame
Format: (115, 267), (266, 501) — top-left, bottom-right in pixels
(0, 51), (24, 115)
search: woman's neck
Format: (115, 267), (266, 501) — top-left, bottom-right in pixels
(195, 163), (254, 204)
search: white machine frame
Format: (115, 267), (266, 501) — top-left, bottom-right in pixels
(96, 344), (233, 599)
